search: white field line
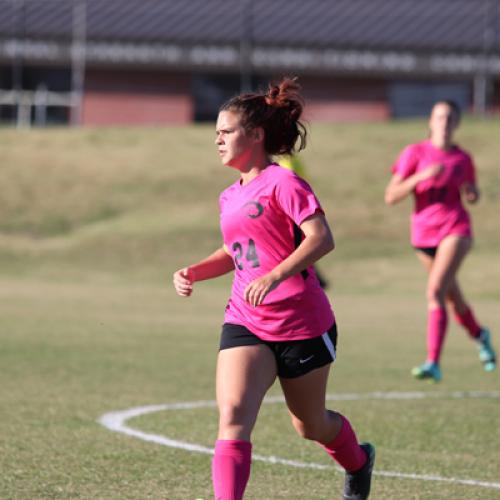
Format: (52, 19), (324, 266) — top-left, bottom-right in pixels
(98, 391), (500, 490)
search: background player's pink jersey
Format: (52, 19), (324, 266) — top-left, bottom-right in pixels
(219, 164), (335, 341)
(392, 140), (476, 247)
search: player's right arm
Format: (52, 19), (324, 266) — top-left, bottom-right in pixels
(384, 164), (443, 205)
(173, 245), (234, 297)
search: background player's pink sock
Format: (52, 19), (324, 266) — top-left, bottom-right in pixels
(320, 414), (367, 472)
(212, 439), (252, 500)
(454, 307), (481, 338)
(427, 307), (448, 363)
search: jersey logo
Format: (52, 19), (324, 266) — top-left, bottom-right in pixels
(243, 200), (264, 219)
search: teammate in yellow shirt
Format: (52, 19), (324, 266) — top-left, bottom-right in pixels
(279, 154), (329, 289)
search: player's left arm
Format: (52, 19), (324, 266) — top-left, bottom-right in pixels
(462, 155), (480, 204)
(243, 213), (334, 306)
(462, 182), (480, 204)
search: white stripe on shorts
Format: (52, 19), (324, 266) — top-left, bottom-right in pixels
(321, 331), (336, 362)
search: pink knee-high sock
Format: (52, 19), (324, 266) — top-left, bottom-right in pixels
(212, 440), (252, 500)
(427, 307), (448, 363)
(320, 415), (367, 472)
(454, 307), (481, 338)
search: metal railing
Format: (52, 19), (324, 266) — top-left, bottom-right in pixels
(0, 88), (76, 127)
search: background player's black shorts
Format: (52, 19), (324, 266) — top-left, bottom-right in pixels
(414, 246), (438, 257)
(220, 323), (337, 379)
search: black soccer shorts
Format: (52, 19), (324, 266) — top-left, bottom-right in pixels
(220, 322), (337, 378)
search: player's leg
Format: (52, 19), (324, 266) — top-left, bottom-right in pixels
(279, 328), (374, 499)
(213, 343), (277, 500)
(447, 278), (478, 334)
(280, 363), (367, 462)
(447, 279), (496, 371)
(413, 235), (471, 381)
(415, 248), (434, 274)
(427, 235), (471, 310)
(216, 344), (276, 440)
(413, 249), (442, 380)
(280, 366), (374, 499)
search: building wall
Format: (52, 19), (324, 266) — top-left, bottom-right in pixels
(301, 76), (390, 121)
(82, 70), (192, 125)
(78, 71), (498, 125)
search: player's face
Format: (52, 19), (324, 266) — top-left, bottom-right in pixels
(215, 111), (256, 170)
(429, 103), (459, 143)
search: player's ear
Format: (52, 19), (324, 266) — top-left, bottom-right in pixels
(253, 127), (265, 144)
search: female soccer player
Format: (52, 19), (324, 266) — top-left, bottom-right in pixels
(385, 100), (496, 382)
(173, 78), (375, 499)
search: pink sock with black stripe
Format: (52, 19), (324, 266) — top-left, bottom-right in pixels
(427, 307), (448, 363)
(212, 439), (252, 500)
(320, 414), (367, 472)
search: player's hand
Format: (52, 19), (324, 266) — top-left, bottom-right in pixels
(173, 267), (195, 297)
(244, 273), (281, 307)
(463, 182), (480, 204)
(418, 163), (444, 181)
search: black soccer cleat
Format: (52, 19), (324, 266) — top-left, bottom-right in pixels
(342, 442), (375, 500)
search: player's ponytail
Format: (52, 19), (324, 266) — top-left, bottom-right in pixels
(219, 76), (307, 156)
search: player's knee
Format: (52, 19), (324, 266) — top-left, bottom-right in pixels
(218, 401), (252, 429)
(446, 295), (458, 313)
(291, 417), (324, 441)
(426, 285), (445, 305)
(447, 292), (466, 314)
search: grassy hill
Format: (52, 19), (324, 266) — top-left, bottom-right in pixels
(1, 118), (499, 285)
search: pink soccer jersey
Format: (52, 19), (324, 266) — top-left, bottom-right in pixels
(219, 163), (335, 341)
(391, 140), (476, 247)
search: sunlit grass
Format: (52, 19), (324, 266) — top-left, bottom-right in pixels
(0, 120), (499, 498)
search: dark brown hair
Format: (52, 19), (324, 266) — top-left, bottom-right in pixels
(219, 77), (307, 155)
(433, 99), (462, 122)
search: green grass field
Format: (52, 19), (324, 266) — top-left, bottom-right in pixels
(0, 119), (499, 499)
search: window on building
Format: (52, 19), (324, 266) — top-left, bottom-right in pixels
(0, 66), (71, 126)
(389, 81), (470, 118)
(192, 74), (268, 122)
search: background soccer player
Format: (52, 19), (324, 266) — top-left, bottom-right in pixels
(385, 100), (496, 382)
(173, 78), (375, 500)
